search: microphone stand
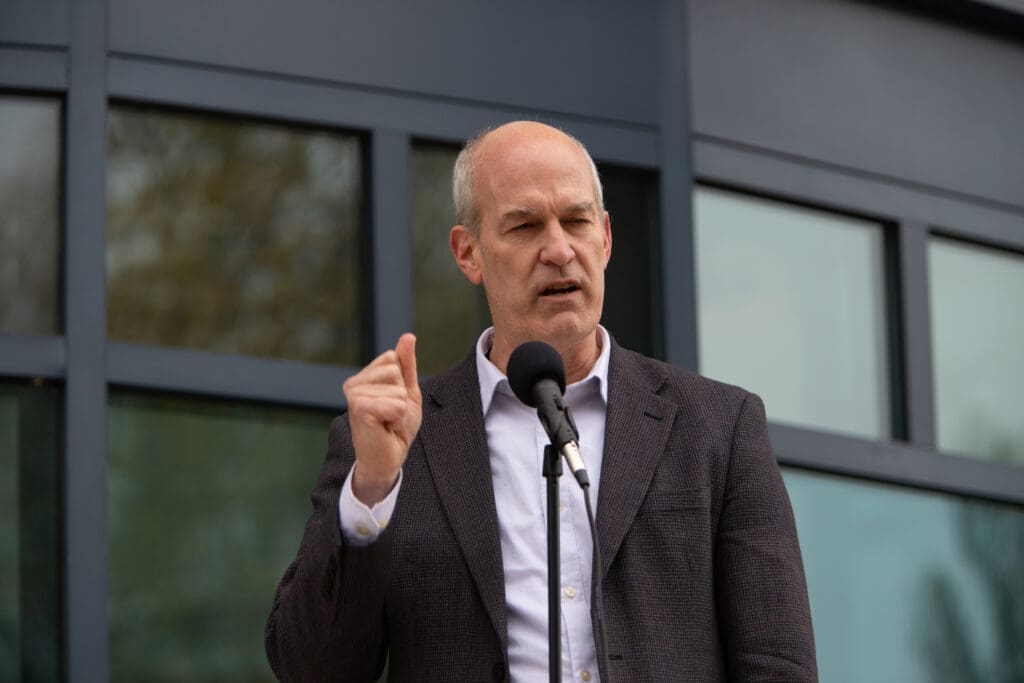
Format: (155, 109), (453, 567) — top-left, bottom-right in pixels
(543, 444), (562, 683)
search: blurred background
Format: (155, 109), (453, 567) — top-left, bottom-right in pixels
(1, 0), (1022, 681)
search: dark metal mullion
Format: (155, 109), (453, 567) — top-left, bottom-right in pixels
(63, 0), (109, 680)
(657, 0), (698, 370)
(0, 335), (65, 379)
(370, 129), (414, 357)
(897, 220), (937, 448)
(0, 46), (68, 91)
(692, 138), (1024, 254)
(106, 342), (353, 411)
(105, 56), (660, 170)
(772, 423), (1024, 505)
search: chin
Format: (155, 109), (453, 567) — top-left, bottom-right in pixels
(535, 314), (598, 347)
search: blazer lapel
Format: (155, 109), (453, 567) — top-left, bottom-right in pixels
(596, 344), (677, 579)
(417, 356), (508, 654)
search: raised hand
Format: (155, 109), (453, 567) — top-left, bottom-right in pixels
(342, 333), (422, 506)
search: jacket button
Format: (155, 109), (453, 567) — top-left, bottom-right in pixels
(491, 662), (505, 681)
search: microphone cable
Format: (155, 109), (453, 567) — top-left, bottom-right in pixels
(582, 482), (612, 683)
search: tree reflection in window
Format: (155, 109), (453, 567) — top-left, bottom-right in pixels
(107, 107), (364, 365)
(0, 96), (60, 335)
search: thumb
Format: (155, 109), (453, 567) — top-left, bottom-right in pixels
(395, 333), (420, 398)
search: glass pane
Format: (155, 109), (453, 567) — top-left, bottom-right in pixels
(0, 96), (61, 335)
(929, 237), (1024, 463)
(410, 143), (490, 375)
(107, 106), (364, 365)
(107, 393), (332, 682)
(786, 469), (1024, 683)
(410, 143), (661, 374)
(695, 186), (891, 439)
(598, 164), (660, 359)
(0, 381), (60, 682)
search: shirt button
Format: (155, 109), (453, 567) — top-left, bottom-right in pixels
(564, 586), (578, 599)
(356, 525), (370, 536)
(580, 670), (592, 682)
(559, 500), (567, 512)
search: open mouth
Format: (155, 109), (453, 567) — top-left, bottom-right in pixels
(540, 283), (580, 297)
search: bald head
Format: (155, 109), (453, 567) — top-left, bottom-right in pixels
(452, 121), (604, 238)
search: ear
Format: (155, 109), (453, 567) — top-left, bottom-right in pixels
(602, 211), (612, 269)
(450, 224), (483, 285)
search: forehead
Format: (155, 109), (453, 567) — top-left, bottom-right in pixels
(473, 131), (596, 215)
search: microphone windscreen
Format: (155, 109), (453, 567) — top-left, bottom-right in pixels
(507, 341), (566, 407)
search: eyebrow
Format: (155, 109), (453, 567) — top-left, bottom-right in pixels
(500, 202), (596, 223)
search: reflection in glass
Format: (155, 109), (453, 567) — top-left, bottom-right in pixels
(410, 143), (661, 374)
(410, 144), (490, 375)
(0, 381), (60, 682)
(0, 96), (61, 335)
(695, 186), (890, 439)
(107, 107), (364, 365)
(107, 392), (332, 682)
(929, 238), (1024, 463)
(785, 469), (1024, 683)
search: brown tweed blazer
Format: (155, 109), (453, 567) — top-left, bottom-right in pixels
(266, 341), (817, 681)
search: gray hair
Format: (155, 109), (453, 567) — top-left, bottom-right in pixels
(452, 123), (604, 238)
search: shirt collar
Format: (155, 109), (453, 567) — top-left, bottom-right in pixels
(475, 325), (611, 416)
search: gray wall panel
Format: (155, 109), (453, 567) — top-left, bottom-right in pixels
(108, 0), (660, 125)
(107, 56), (660, 166)
(0, 47), (66, 90)
(689, 0), (1024, 210)
(0, 0), (69, 47)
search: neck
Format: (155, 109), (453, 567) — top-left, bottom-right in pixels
(490, 328), (602, 385)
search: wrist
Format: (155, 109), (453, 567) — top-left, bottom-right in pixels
(352, 463), (400, 507)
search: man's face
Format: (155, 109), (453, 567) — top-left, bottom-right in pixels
(452, 124), (612, 356)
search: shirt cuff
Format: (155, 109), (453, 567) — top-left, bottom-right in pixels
(338, 464), (402, 547)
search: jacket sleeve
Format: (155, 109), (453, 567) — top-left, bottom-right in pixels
(265, 413), (393, 682)
(714, 392), (818, 681)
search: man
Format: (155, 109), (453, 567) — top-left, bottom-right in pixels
(266, 121), (817, 681)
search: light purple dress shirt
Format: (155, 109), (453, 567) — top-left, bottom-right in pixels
(339, 327), (610, 683)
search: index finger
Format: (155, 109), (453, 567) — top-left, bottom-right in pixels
(395, 333), (419, 393)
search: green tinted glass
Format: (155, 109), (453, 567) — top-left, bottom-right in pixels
(107, 107), (364, 365)
(929, 237), (1024, 463)
(0, 381), (60, 682)
(0, 96), (61, 335)
(786, 469), (1024, 682)
(695, 186), (891, 438)
(107, 392), (332, 682)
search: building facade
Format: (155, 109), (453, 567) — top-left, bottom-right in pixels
(1, 0), (1023, 680)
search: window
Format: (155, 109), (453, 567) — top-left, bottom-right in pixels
(0, 96), (61, 336)
(106, 106), (364, 365)
(0, 381), (60, 682)
(695, 186), (891, 439)
(786, 468), (1024, 682)
(929, 237), (1024, 464)
(107, 392), (332, 682)
(410, 143), (490, 375)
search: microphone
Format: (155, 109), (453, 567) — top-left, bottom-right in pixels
(507, 341), (590, 488)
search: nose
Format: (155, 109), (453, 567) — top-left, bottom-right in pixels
(538, 220), (574, 267)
